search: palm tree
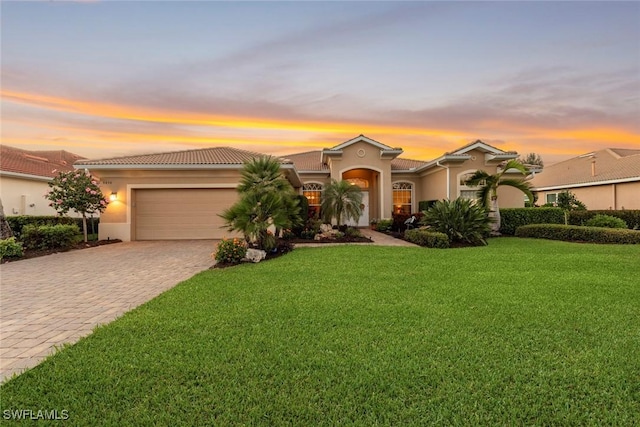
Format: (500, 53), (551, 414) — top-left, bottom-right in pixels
(237, 156), (292, 195)
(321, 179), (363, 226)
(464, 160), (533, 235)
(220, 191), (295, 251)
(220, 156), (300, 250)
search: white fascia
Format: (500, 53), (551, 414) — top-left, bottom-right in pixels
(0, 171), (51, 182)
(533, 177), (640, 191)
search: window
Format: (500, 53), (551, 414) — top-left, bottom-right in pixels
(458, 171), (482, 202)
(303, 183), (323, 218)
(393, 182), (412, 214)
(546, 193), (557, 205)
(460, 190), (478, 200)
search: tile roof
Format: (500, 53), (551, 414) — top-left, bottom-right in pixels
(283, 151), (328, 171)
(447, 139), (516, 155)
(283, 150), (427, 172)
(0, 145), (85, 178)
(76, 147), (291, 166)
(390, 158), (428, 171)
(530, 148), (640, 189)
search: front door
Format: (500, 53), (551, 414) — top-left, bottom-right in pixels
(347, 191), (369, 227)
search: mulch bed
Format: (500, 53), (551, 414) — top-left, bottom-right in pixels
(212, 235), (373, 269)
(1, 239), (122, 264)
(288, 236), (373, 244)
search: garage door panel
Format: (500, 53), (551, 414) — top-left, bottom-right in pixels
(135, 188), (238, 240)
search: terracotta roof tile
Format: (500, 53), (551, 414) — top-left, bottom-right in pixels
(0, 145), (85, 178)
(283, 151), (328, 171)
(531, 148), (640, 189)
(391, 158), (428, 170)
(76, 147), (291, 166)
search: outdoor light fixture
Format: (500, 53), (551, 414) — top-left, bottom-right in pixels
(110, 191), (118, 201)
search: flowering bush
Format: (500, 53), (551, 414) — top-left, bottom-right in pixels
(44, 170), (109, 242)
(213, 238), (247, 264)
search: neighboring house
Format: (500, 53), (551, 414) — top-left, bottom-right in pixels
(0, 145), (86, 216)
(76, 135), (530, 241)
(530, 148), (640, 210)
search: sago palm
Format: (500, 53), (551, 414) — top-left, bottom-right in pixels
(464, 160), (533, 234)
(321, 179), (363, 226)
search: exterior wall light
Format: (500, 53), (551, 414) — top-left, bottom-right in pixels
(110, 191), (118, 201)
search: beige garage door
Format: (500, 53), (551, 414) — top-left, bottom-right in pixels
(134, 188), (238, 240)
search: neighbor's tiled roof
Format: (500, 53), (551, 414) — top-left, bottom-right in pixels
(0, 145), (85, 178)
(76, 147), (291, 166)
(531, 148), (640, 189)
(284, 151), (328, 171)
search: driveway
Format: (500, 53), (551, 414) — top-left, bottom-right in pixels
(0, 240), (216, 383)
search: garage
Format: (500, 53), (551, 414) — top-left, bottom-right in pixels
(134, 188), (238, 240)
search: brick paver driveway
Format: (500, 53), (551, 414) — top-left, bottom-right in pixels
(0, 240), (216, 383)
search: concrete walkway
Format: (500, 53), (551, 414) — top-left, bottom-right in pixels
(0, 230), (415, 383)
(0, 240), (216, 383)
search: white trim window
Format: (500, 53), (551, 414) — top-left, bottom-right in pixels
(458, 172), (482, 202)
(393, 182), (413, 214)
(545, 193), (558, 206)
(303, 183), (323, 217)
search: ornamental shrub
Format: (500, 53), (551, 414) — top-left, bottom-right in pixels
(515, 224), (640, 244)
(568, 210), (640, 230)
(376, 219), (394, 232)
(21, 224), (82, 250)
(404, 229), (449, 248)
(345, 227), (363, 238)
(421, 198), (491, 246)
(0, 237), (24, 260)
(585, 214), (628, 229)
(499, 208), (564, 235)
(7, 216), (77, 240)
(45, 170), (109, 242)
(213, 238), (247, 264)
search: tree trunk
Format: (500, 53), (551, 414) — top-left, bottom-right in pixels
(82, 213), (88, 243)
(0, 198), (14, 239)
(489, 197), (501, 236)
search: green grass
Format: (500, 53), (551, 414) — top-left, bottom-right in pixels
(2, 238), (639, 425)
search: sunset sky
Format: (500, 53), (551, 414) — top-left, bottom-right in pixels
(2, 1), (639, 165)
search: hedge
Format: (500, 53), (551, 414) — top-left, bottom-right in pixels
(418, 200), (437, 212)
(21, 224), (83, 250)
(404, 229), (450, 248)
(515, 224), (640, 244)
(568, 210), (640, 230)
(6, 216), (99, 240)
(499, 208), (564, 235)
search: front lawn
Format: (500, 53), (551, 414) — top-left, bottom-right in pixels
(2, 238), (639, 425)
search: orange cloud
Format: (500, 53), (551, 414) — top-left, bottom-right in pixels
(1, 89), (464, 139)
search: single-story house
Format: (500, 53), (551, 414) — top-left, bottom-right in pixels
(530, 148), (640, 210)
(0, 145), (86, 216)
(76, 135), (530, 241)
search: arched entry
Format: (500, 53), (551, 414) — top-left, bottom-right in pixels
(342, 168), (380, 227)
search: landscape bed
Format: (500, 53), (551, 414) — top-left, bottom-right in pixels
(1, 238), (639, 425)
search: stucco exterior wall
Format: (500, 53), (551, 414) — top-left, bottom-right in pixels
(418, 169), (448, 202)
(536, 181), (640, 210)
(327, 141), (394, 218)
(0, 175), (81, 217)
(615, 182), (640, 210)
